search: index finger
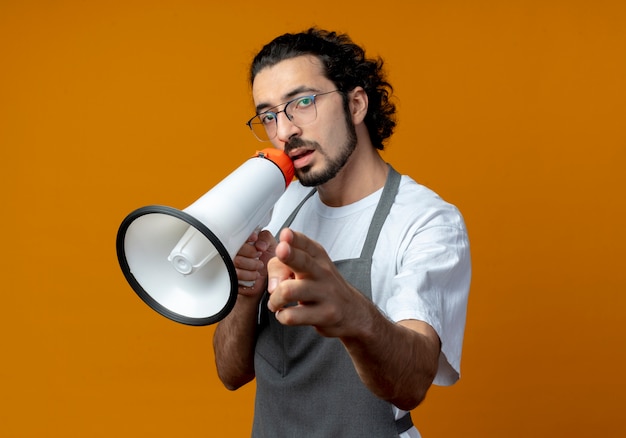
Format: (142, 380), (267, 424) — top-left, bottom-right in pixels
(275, 228), (325, 274)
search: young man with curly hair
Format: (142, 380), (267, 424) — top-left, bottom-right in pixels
(213, 28), (471, 437)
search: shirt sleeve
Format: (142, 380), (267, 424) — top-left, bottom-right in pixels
(374, 179), (471, 386)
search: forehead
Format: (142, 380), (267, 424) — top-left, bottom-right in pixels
(252, 55), (333, 108)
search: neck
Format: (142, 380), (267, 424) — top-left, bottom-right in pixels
(316, 141), (389, 207)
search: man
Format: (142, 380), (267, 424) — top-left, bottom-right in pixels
(213, 28), (471, 437)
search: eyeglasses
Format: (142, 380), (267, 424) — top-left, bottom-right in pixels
(246, 90), (341, 142)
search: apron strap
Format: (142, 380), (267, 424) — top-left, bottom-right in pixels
(396, 412), (414, 434)
(278, 187), (317, 232)
(360, 165), (401, 259)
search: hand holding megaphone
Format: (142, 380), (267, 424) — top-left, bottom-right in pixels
(116, 149), (294, 326)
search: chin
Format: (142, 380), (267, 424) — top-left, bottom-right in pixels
(296, 165), (338, 187)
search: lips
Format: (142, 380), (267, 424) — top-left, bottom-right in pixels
(288, 148), (311, 160)
(288, 148), (314, 169)
(285, 137), (319, 169)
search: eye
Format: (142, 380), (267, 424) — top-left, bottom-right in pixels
(294, 96), (314, 110)
(259, 112), (277, 125)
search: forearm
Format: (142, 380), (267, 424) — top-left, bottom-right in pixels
(267, 229), (441, 408)
(213, 293), (261, 390)
(340, 294), (440, 411)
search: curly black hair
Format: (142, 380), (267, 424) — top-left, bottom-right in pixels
(250, 28), (396, 150)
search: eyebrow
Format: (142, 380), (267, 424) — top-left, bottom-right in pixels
(255, 86), (321, 114)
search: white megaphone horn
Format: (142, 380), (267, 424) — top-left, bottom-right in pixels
(116, 148), (294, 326)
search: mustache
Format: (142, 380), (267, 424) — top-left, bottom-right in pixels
(284, 137), (319, 156)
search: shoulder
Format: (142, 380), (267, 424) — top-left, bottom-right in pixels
(390, 175), (467, 232)
(376, 174), (471, 286)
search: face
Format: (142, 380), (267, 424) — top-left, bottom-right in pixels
(251, 55), (357, 186)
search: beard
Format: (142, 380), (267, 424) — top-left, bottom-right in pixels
(286, 111), (358, 187)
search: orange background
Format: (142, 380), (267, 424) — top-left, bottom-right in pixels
(1, 1), (625, 436)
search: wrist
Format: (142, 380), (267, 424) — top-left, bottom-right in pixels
(340, 290), (382, 342)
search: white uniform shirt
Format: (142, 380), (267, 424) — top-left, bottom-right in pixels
(266, 175), (471, 437)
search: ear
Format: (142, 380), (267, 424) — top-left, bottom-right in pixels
(348, 86), (368, 125)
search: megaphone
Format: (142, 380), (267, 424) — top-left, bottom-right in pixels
(116, 148), (294, 326)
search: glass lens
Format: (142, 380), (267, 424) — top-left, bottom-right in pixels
(286, 96), (317, 126)
(249, 115), (273, 142)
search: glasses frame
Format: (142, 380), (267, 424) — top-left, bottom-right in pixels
(246, 90), (341, 142)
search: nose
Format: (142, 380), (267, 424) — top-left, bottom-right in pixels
(275, 110), (301, 143)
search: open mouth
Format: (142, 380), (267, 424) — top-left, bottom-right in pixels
(288, 148), (315, 168)
(289, 149), (313, 160)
